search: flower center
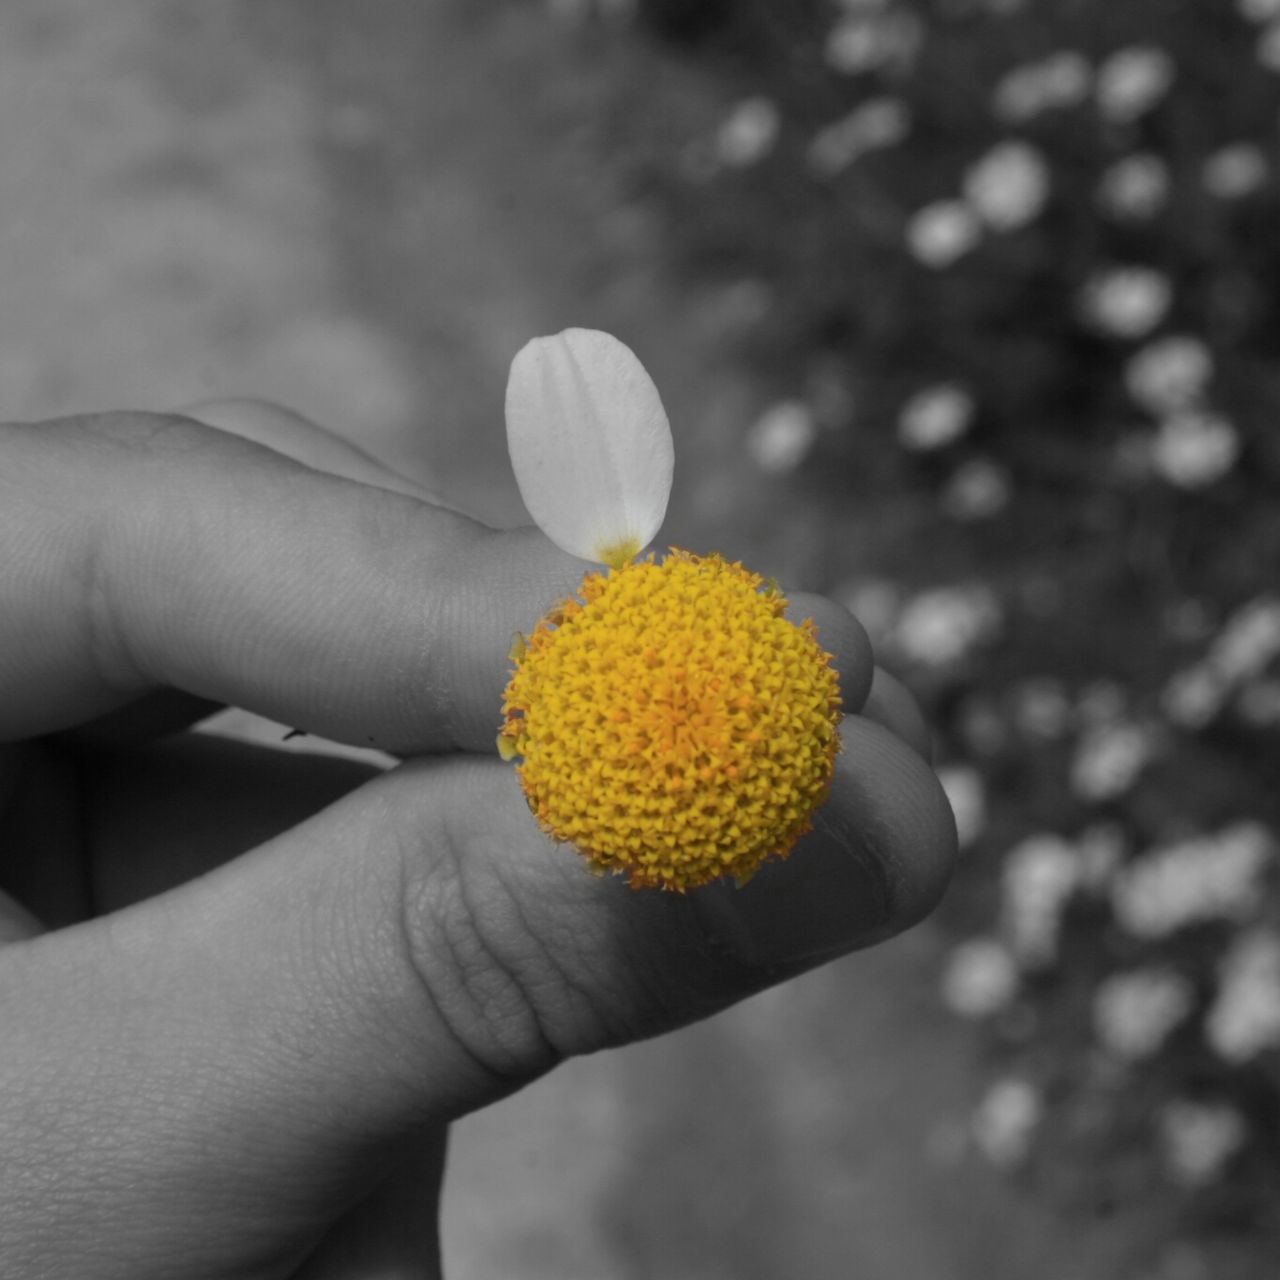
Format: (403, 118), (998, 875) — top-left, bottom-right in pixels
(499, 550), (842, 891)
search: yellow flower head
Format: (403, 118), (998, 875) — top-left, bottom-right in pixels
(502, 329), (842, 891)
(500, 551), (842, 891)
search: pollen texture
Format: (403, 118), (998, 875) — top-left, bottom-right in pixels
(498, 550), (843, 891)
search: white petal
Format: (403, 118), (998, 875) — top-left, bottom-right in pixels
(505, 329), (673, 565)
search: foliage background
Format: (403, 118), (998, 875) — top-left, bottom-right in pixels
(614, 0), (1280, 1258)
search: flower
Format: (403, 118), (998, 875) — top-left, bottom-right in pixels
(1258, 20), (1280, 72)
(824, 7), (922, 76)
(1093, 967), (1194, 1061)
(1001, 833), (1079, 967)
(715, 96), (781, 168)
(971, 1077), (1043, 1168)
(1124, 336), (1214, 414)
(1207, 595), (1280, 683)
(1095, 46), (1176, 124)
(500, 552), (842, 890)
(500, 330), (842, 891)
(1202, 143), (1269, 199)
(1110, 822), (1275, 939)
(1158, 1100), (1246, 1187)
(893, 583), (1002, 668)
(941, 936), (1019, 1017)
(897, 383), (975, 451)
(991, 51), (1092, 123)
(1162, 664), (1230, 729)
(1070, 719), (1160, 801)
(937, 763), (987, 849)
(1096, 153), (1171, 222)
(808, 97), (911, 175)
(1078, 266), (1173, 340)
(905, 200), (982, 268)
(746, 399), (818, 474)
(941, 458), (1011, 521)
(1010, 678), (1072, 740)
(963, 141), (1051, 231)
(1206, 929), (1280, 1062)
(1151, 411), (1241, 489)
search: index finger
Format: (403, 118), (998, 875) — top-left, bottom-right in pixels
(1, 414), (875, 753)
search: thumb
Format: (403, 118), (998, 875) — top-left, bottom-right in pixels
(0, 717), (953, 1278)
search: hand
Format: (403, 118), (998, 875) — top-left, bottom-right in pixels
(0, 403), (956, 1279)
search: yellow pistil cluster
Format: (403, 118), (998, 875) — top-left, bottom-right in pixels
(499, 550), (843, 891)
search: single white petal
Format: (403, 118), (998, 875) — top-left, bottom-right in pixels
(505, 328), (674, 565)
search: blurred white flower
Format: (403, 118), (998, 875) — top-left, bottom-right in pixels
(1071, 720), (1160, 801)
(1111, 822), (1276, 939)
(1164, 600), (1280, 728)
(942, 457), (1012, 520)
(1093, 967), (1194, 1060)
(941, 937), (1019, 1018)
(1152, 411), (1241, 489)
(1076, 823), (1127, 891)
(937, 764), (987, 849)
(1078, 266), (1173, 339)
(1239, 0), (1280, 21)
(1096, 153), (1171, 222)
(906, 199), (982, 267)
(1258, 20), (1280, 72)
(1002, 833), (1079, 967)
(897, 383), (975, 450)
(992, 51), (1092, 123)
(1202, 143), (1269, 199)
(971, 1077), (1043, 1168)
(894, 583), (1002, 668)
(1010, 678), (1072, 740)
(1124, 336), (1214, 414)
(1207, 595), (1280, 684)
(745, 400), (817, 474)
(808, 97), (911, 174)
(824, 7), (922, 76)
(1095, 46), (1177, 124)
(963, 141), (1051, 231)
(1159, 1100), (1246, 1187)
(715, 97), (781, 168)
(1162, 663), (1230, 729)
(1206, 930), (1280, 1062)
(836, 577), (901, 648)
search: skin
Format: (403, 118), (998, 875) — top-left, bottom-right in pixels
(0, 402), (957, 1279)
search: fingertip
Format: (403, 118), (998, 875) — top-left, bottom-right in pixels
(786, 592), (875, 713)
(826, 716), (958, 934)
(860, 667), (934, 763)
(693, 715), (958, 970)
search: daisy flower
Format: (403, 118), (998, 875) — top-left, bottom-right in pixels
(498, 329), (843, 891)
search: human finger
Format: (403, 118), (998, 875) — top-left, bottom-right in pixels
(47, 399), (450, 749)
(858, 666), (933, 762)
(0, 718), (954, 1277)
(184, 398), (443, 503)
(786, 591), (874, 712)
(0, 412), (581, 749)
(1, 413), (873, 756)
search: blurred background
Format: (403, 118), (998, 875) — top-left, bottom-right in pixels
(4, 1), (1278, 1276)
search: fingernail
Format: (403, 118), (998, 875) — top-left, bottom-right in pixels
(691, 808), (897, 971)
